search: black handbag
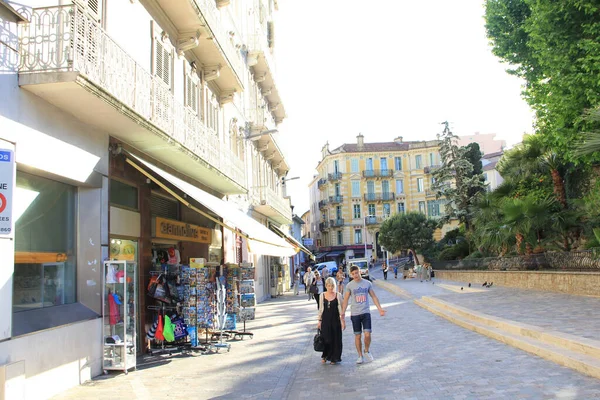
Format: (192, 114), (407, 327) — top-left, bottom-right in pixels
(313, 329), (325, 352)
(309, 283), (319, 295)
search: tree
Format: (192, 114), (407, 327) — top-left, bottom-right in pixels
(432, 122), (487, 230)
(485, 0), (600, 164)
(378, 212), (438, 265)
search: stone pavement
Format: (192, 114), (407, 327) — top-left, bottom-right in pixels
(51, 278), (600, 400)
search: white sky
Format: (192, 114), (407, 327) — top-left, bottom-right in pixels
(272, 0), (534, 214)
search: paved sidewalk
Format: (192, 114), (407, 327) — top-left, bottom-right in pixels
(371, 266), (600, 342)
(52, 283), (600, 400)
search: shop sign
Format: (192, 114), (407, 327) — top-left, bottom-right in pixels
(155, 217), (211, 244)
(303, 238), (313, 246)
(0, 148), (14, 237)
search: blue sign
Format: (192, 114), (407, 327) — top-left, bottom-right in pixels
(0, 151), (11, 162)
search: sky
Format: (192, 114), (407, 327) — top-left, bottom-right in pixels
(272, 0), (535, 215)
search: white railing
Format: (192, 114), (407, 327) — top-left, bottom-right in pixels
(18, 5), (245, 187)
(193, 0), (245, 83)
(254, 186), (291, 221)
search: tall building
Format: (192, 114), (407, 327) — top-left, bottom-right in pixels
(315, 134), (454, 262)
(457, 132), (506, 155)
(1, 0), (295, 395)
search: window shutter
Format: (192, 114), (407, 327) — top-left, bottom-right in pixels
(151, 21), (173, 90)
(184, 62), (199, 114)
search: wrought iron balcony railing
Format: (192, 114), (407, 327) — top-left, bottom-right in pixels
(328, 172), (343, 181)
(18, 5), (245, 186)
(330, 218), (344, 227)
(318, 199), (328, 209)
(319, 221), (329, 230)
(317, 178), (328, 189)
(424, 165), (442, 174)
(362, 169), (393, 178)
(364, 193), (395, 202)
(329, 195), (343, 204)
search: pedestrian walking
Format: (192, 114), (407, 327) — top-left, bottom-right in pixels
(382, 262), (388, 280)
(342, 265), (386, 364)
(393, 264), (398, 279)
(311, 272), (324, 309)
(293, 268), (300, 295)
(336, 268), (345, 294)
(317, 277), (345, 365)
(304, 267), (315, 300)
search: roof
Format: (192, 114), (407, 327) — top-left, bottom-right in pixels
(483, 160), (498, 171)
(482, 151), (503, 159)
(330, 140), (440, 154)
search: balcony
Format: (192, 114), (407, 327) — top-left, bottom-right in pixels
(247, 100), (276, 132)
(329, 195), (343, 204)
(153, 0), (245, 92)
(425, 190), (438, 198)
(319, 221), (329, 231)
(328, 172), (343, 181)
(247, 1), (285, 124)
(424, 165), (442, 174)
(362, 169), (393, 179)
(364, 193), (395, 202)
(18, 5), (245, 194)
(252, 186), (291, 224)
(317, 178), (328, 189)
(318, 199), (328, 210)
(330, 218), (344, 227)
(248, 131), (289, 173)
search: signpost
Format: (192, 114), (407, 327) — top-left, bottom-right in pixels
(0, 147), (14, 238)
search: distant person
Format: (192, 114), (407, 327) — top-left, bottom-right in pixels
(317, 277), (345, 364)
(304, 267), (315, 300)
(336, 268), (345, 294)
(382, 262), (388, 280)
(312, 272), (324, 309)
(393, 264), (398, 279)
(342, 266), (386, 364)
(294, 268), (300, 295)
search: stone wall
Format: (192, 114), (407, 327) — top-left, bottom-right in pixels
(434, 270), (600, 297)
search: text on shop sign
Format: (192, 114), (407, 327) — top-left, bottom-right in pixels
(155, 217), (211, 244)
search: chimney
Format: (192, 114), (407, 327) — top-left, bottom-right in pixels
(357, 133), (364, 150)
(394, 136), (403, 144)
(321, 142), (330, 159)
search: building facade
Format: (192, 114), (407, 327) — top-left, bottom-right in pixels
(0, 0), (294, 397)
(315, 134), (453, 262)
(457, 132), (506, 155)
(482, 151), (504, 191)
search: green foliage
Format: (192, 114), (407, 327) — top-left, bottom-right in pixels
(485, 0), (600, 164)
(379, 212), (438, 264)
(432, 122), (487, 229)
(437, 240), (470, 261)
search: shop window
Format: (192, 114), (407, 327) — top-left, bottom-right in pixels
(151, 193), (179, 220)
(13, 172), (76, 313)
(109, 179), (138, 210)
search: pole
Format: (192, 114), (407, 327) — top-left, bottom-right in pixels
(363, 216), (367, 259)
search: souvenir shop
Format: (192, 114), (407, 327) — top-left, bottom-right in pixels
(105, 147), (293, 372)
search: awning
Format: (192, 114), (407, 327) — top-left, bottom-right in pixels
(126, 155), (296, 258)
(326, 250), (345, 257)
(315, 252), (329, 259)
(269, 224), (315, 260)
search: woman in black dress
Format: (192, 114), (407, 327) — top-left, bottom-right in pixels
(317, 277), (346, 364)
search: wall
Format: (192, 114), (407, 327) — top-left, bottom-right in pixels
(0, 318), (102, 400)
(435, 270), (600, 297)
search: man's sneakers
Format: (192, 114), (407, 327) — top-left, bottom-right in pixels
(364, 351), (374, 362)
(356, 352), (374, 364)
(355, 356), (363, 364)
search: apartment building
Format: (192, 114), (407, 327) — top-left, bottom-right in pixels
(0, 0), (295, 396)
(315, 134), (454, 262)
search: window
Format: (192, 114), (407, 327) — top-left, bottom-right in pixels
(428, 201), (441, 217)
(429, 152), (435, 166)
(351, 158), (359, 173)
(394, 156), (402, 171)
(383, 203), (391, 217)
(431, 177), (436, 186)
(417, 178), (424, 192)
(110, 179), (138, 210)
(382, 180), (390, 194)
(380, 157), (388, 171)
(333, 160), (339, 173)
(206, 87), (220, 134)
(415, 155), (422, 169)
(335, 183), (341, 196)
(354, 229), (362, 244)
(368, 203), (376, 216)
(14, 172), (77, 313)
(419, 201), (426, 214)
(395, 179), (404, 194)
(367, 181), (374, 194)
(152, 22), (173, 89)
(351, 180), (361, 197)
(353, 204), (361, 219)
(336, 206), (342, 220)
(337, 231), (343, 245)
(184, 62), (199, 114)
(398, 202), (405, 213)
(366, 158), (373, 171)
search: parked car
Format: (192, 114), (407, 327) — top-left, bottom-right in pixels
(346, 258), (370, 280)
(313, 261), (338, 276)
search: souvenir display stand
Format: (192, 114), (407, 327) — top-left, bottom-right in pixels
(236, 265), (255, 340)
(103, 260), (137, 374)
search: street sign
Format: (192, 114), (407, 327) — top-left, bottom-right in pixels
(0, 148), (15, 237)
(303, 238), (313, 246)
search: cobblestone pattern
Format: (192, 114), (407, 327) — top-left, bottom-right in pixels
(51, 279), (600, 400)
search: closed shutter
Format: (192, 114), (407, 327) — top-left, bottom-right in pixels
(152, 21), (173, 90)
(184, 62), (199, 114)
(151, 194), (179, 220)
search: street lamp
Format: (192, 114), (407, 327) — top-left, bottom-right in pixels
(363, 214), (376, 258)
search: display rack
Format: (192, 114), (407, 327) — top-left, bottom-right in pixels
(103, 260), (137, 374)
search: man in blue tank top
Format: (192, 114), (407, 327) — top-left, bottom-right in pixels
(342, 265), (386, 364)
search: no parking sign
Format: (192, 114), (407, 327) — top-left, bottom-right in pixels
(0, 147), (14, 237)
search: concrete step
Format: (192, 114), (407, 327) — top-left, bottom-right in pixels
(419, 296), (600, 361)
(415, 297), (600, 380)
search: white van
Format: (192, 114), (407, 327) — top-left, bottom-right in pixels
(346, 258), (370, 280)
(313, 261), (338, 276)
